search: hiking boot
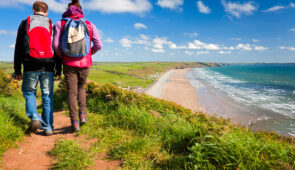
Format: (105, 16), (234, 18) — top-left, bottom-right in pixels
(29, 120), (41, 133)
(44, 130), (54, 136)
(71, 120), (80, 132)
(79, 112), (87, 125)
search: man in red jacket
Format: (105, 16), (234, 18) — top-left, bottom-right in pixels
(14, 1), (61, 136)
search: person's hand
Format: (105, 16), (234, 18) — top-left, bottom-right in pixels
(55, 75), (62, 81)
(14, 74), (22, 81)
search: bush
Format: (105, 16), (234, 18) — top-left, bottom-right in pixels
(0, 69), (21, 96)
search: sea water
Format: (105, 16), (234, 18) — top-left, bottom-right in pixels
(190, 64), (295, 136)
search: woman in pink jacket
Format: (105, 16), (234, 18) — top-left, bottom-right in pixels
(53, 0), (102, 132)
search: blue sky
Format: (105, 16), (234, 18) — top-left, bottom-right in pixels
(0, 0), (295, 63)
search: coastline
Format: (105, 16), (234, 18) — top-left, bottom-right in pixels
(145, 68), (205, 113)
(145, 68), (258, 127)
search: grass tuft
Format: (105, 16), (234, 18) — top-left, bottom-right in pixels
(49, 139), (94, 170)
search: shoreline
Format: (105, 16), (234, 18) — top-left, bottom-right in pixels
(144, 68), (261, 128)
(145, 68), (295, 136)
(145, 68), (205, 113)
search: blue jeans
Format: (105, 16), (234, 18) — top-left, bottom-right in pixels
(22, 72), (54, 132)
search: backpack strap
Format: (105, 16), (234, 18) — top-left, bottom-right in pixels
(26, 16), (31, 35)
(84, 20), (93, 40)
(48, 18), (52, 36)
(61, 17), (71, 33)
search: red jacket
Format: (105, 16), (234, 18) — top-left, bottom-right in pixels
(53, 6), (102, 68)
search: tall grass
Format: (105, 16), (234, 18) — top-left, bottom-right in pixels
(76, 83), (295, 169)
(0, 97), (28, 163)
(0, 69), (28, 163)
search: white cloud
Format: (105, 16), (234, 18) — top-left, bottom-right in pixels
(134, 38), (150, 45)
(280, 46), (295, 51)
(0, 0), (67, 13)
(0, 0), (152, 14)
(252, 39), (259, 42)
(104, 38), (114, 43)
(152, 48), (165, 53)
(218, 50), (232, 54)
(236, 43), (252, 50)
(151, 37), (187, 52)
(188, 40), (221, 50)
(0, 29), (16, 35)
(9, 44), (15, 48)
(157, 0), (183, 10)
(184, 32), (198, 37)
(290, 28), (295, 32)
(85, 0), (152, 14)
(0, 30), (8, 35)
(197, 1), (211, 14)
(223, 46), (235, 50)
(139, 34), (149, 40)
(291, 3), (295, 8)
(263, 5), (285, 12)
(254, 45), (268, 51)
(134, 23), (147, 29)
(196, 51), (210, 55)
(221, 0), (258, 18)
(120, 38), (132, 48)
(152, 37), (170, 49)
(232, 38), (241, 41)
(185, 50), (194, 56)
(119, 35), (151, 48)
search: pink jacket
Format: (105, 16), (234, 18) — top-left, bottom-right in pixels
(53, 6), (102, 68)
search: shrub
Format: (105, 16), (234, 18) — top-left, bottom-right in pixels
(0, 69), (21, 96)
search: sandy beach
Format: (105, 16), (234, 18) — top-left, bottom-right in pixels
(145, 68), (205, 113)
(145, 68), (258, 127)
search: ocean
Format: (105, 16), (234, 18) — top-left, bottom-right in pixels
(189, 64), (295, 136)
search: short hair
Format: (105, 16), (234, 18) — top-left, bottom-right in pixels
(33, 1), (48, 13)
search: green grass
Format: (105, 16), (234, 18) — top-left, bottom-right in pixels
(0, 96), (28, 164)
(2, 62), (294, 169)
(50, 83), (295, 169)
(0, 69), (28, 163)
(0, 62), (14, 74)
(0, 62), (211, 88)
(49, 139), (94, 170)
(90, 62), (209, 88)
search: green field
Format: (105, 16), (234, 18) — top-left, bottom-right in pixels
(0, 62), (216, 88)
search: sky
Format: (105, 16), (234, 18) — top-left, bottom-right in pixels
(0, 0), (295, 63)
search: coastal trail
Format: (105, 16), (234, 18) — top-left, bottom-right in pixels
(1, 111), (121, 170)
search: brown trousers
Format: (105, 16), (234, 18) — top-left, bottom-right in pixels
(63, 65), (90, 121)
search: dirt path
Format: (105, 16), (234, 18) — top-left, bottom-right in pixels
(1, 111), (121, 170)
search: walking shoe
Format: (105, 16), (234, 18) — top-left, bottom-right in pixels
(29, 120), (41, 133)
(71, 120), (80, 132)
(79, 112), (87, 125)
(44, 130), (54, 136)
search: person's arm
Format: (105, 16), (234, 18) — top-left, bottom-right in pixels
(90, 23), (102, 55)
(53, 21), (64, 58)
(14, 20), (26, 80)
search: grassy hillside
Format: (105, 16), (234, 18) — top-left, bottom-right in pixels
(1, 62), (294, 169)
(88, 62), (213, 88)
(51, 82), (295, 169)
(0, 70), (29, 164)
